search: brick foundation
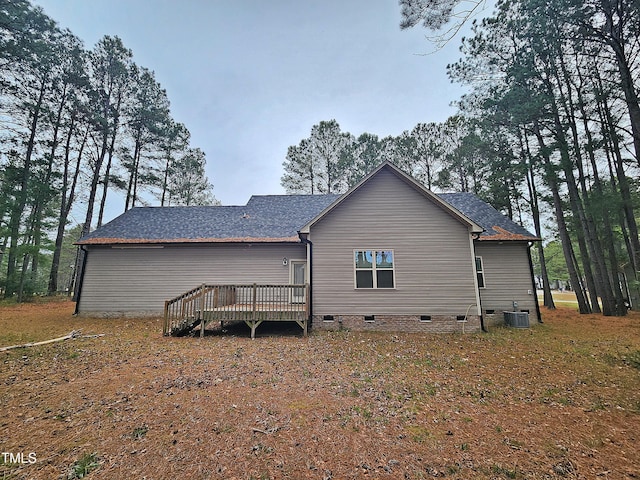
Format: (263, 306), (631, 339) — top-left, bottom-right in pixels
(483, 312), (506, 328)
(312, 314), (482, 333)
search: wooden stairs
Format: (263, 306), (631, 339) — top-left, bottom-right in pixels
(163, 283), (309, 339)
(171, 316), (201, 337)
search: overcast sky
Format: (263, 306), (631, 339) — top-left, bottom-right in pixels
(34, 0), (480, 219)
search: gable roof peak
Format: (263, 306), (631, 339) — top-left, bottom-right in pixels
(300, 161), (483, 234)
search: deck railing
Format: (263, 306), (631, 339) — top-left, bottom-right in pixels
(163, 283), (309, 337)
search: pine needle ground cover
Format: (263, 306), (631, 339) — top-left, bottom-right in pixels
(1, 301), (639, 479)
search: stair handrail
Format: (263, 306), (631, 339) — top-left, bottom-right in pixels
(164, 284), (208, 335)
(163, 283), (307, 336)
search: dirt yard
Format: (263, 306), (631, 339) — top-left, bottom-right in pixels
(1, 300), (639, 479)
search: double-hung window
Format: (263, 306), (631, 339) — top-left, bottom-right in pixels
(475, 256), (486, 288)
(354, 250), (395, 289)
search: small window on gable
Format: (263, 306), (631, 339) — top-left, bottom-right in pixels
(355, 250), (395, 289)
(475, 256), (486, 288)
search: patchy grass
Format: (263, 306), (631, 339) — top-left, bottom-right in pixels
(537, 289), (580, 308)
(67, 452), (100, 479)
(0, 301), (639, 479)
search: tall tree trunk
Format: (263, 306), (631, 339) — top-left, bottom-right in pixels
(97, 152), (113, 227)
(125, 132), (143, 211)
(540, 63), (603, 313)
(533, 122), (591, 313)
(132, 150), (141, 208)
(48, 120), (87, 294)
(551, 117), (602, 313)
(160, 149), (172, 206)
(596, 69), (640, 274)
(576, 95), (622, 316)
(16, 251), (31, 303)
(575, 66), (627, 315)
(5, 76), (47, 298)
(31, 81), (68, 294)
(97, 95), (122, 227)
(81, 139), (107, 236)
(74, 123), (110, 301)
(600, 7), (640, 165)
(17, 205), (38, 302)
(552, 61), (617, 315)
(521, 129), (555, 309)
(549, 173), (591, 313)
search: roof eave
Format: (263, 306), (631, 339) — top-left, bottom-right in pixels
(477, 226), (540, 242)
(477, 235), (541, 242)
(76, 236), (302, 246)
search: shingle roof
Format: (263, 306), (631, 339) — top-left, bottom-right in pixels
(77, 191), (537, 246)
(77, 194), (341, 245)
(438, 192), (538, 241)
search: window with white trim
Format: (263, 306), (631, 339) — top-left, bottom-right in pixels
(354, 250), (395, 289)
(475, 256), (485, 288)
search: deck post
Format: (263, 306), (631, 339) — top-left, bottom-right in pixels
(252, 283), (257, 315)
(198, 284), (206, 337)
(295, 319), (308, 337)
(250, 284), (259, 339)
(247, 320), (263, 339)
(163, 300), (170, 336)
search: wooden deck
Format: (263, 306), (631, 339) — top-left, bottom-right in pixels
(163, 284), (309, 338)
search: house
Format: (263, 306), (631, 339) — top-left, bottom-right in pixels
(75, 162), (540, 335)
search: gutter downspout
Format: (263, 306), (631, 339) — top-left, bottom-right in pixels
(298, 232), (313, 327)
(527, 242), (543, 323)
(471, 232), (487, 332)
(73, 245), (88, 315)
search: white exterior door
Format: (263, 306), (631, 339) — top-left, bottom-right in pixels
(290, 260), (306, 303)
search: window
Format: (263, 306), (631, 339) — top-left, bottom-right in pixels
(475, 256), (485, 288)
(354, 250), (395, 289)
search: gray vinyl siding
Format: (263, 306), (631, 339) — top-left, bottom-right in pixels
(309, 169), (478, 316)
(475, 241), (539, 321)
(78, 243), (305, 314)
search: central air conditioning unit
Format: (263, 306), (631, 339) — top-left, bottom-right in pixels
(504, 311), (529, 328)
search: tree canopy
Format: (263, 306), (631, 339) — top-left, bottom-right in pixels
(0, 0), (216, 299)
